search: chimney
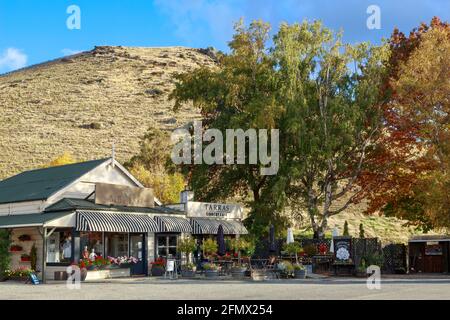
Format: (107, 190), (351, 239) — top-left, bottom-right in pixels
(180, 190), (194, 204)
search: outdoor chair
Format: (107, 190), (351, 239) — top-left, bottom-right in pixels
(266, 256), (281, 279)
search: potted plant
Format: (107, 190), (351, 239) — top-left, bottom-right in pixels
(20, 254), (31, 262)
(18, 234), (32, 242)
(78, 260), (88, 281)
(356, 259), (367, 278)
(9, 244), (22, 252)
(277, 260), (294, 278)
(293, 263), (307, 279)
(229, 238), (252, 278)
(201, 238), (218, 261)
(180, 263), (197, 278)
(151, 257), (166, 276)
(283, 242), (302, 264)
(202, 262), (219, 278)
(178, 237), (197, 277)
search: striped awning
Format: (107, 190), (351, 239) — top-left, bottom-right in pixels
(191, 218), (248, 235)
(76, 210), (159, 233)
(154, 215), (192, 233)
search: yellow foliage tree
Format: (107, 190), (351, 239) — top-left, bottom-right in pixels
(128, 163), (185, 204)
(44, 152), (76, 167)
(126, 127), (186, 204)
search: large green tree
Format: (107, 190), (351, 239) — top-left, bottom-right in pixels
(171, 20), (389, 238)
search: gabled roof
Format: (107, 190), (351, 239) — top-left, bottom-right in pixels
(45, 198), (184, 215)
(0, 159), (109, 204)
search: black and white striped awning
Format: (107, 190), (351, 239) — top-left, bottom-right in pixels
(190, 218), (248, 235)
(154, 215), (192, 233)
(76, 210), (159, 233)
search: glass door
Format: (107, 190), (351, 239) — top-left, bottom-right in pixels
(130, 234), (146, 275)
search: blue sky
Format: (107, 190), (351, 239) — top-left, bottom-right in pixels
(0, 0), (448, 73)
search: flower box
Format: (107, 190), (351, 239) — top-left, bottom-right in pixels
(18, 234), (32, 241)
(83, 268), (131, 281)
(151, 265), (165, 277)
(9, 245), (23, 252)
(20, 256), (31, 262)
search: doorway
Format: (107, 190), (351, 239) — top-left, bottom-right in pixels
(129, 233), (146, 276)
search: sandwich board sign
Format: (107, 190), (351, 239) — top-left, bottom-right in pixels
(28, 272), (40, 285)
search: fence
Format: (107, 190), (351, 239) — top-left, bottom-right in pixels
(252, 235), (407, 274)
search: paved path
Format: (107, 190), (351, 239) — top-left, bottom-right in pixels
(1, 277), (450, 300)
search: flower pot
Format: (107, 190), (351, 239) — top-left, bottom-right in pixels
(294, 269), (307, 279)
(355, 271), (367, 278)
(204, 270), (219, 279)
(251, 270), (269, 281)
(181, 270), (196, 278)
(151, 266), (165, 277)
(230, 267), (247, 279)
(80, 268), (87, 281)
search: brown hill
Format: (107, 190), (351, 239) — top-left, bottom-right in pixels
(0, 46), (216, 178)
(0, 45), (438, 242)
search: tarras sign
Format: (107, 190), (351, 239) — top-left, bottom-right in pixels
(186, 201), (243, 219)
(95, 183), (154, 208)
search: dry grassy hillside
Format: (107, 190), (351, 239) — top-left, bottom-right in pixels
(0, 45), (438, 242)
(0, 46), (216, 178)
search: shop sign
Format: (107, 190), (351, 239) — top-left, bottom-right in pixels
(333, 237), (352, 262)
(95, 183), (154, 207)
(186, 201), (243, 219)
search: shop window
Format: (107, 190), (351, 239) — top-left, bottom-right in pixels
(105, 233), (129, 257)
(156, 234), (178, 258)
(80, 232), (104, 258)
(46, 230), (72, 264)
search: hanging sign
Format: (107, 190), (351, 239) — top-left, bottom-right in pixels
(333, 237), (352, 262)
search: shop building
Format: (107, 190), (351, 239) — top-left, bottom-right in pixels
(409, 235), (450, 273)
(0, 158), (247, 281)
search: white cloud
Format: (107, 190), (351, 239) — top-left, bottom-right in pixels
(0, 48), (27, 72)
(61, 48), (82, 56)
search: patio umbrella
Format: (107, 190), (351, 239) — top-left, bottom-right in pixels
(269, 224), (276, 253)
(287, 228), (294, 244)
(217, 224), (226, 256)
(330, 227), (339, 253)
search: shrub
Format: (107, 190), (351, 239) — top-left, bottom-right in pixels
(293, 263), (305, 271)
(0, 230), (11, 279)
(202, 263), (218, 271)
(283, 242), (302, 255)
(201, 238), (218, 257)
(30, 243), (37, 271)
(178, 237), (197, 264)
(343, 221), (350, 236)
(359, 223), (365, 238)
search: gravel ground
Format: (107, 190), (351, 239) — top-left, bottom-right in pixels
(1, 277), (450, 300)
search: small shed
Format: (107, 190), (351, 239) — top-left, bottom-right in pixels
(408, 235), (450, 273)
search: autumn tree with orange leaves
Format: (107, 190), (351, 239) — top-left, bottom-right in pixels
(359, 17), (450, 231)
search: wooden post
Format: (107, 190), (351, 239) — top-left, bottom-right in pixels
(41, 227), (47, 283)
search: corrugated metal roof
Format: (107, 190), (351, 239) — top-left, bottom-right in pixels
(0, 211), (72, 228)
(0, 159), (109, 204)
